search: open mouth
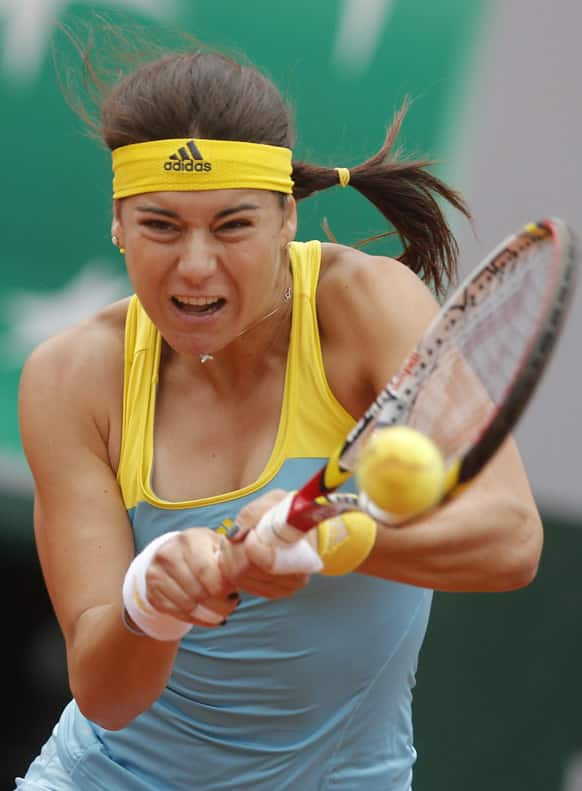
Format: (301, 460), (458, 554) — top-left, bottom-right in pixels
(171, 296), (226, 316)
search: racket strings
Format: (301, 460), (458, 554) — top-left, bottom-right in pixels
(406, 239), (554, 462)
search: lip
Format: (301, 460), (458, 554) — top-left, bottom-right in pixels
(167, 295), (228, 325)
(173, 295), (224, 306)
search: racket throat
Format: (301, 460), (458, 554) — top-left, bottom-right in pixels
(287, 489), (322, 533)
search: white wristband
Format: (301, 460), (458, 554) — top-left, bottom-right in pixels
(122, 532), (193, 641)
(253, 494), (323, 574)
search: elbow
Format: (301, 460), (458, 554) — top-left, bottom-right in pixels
(493, 502), (543, 591)
(70, 674), (161, 731)
(72, 686), (140, 731)
(498, 549), (540, 592)
(85, 708), (135, 733)
(65, 605), (175, 731)
(74, 690), (151, 731)
(85, 712), (130, 732)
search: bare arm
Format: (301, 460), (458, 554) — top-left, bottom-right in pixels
(18, 324), (185, 729)
(359, 440), (541, 591)
(319, 245), (543, 592)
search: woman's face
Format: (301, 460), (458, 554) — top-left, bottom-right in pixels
(112, 188), (297, 357)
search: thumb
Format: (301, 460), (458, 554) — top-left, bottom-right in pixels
(246, 529), (323, 575)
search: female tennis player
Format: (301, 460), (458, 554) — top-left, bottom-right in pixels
(16, 34), (543, 791)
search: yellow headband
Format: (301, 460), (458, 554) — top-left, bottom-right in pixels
(112, 138), (294, 198)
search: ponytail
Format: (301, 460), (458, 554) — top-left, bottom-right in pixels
(291, 99), (470, 296)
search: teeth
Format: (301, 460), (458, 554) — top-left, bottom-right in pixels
(174, 296), (220, 306)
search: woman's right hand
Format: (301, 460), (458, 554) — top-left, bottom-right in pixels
(143, 528), (240, 626)
(218, 489), (315, 599)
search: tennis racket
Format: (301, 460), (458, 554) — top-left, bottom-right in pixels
(250, 217), (579, 548)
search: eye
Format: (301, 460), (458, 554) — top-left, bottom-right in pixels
(141, 219), (179, 233)
(216, 218), (253, 233)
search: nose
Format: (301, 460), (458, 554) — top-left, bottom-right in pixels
(176, 231), (218, 283)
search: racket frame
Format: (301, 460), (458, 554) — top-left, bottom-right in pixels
(282, 218), (579, 533)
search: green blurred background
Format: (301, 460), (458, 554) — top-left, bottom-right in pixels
(1, 1), (581, 789)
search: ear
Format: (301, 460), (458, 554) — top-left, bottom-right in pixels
(280, 195), (298, 247)
(111, 199), (123, 245)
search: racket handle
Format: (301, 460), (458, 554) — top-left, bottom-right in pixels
(254, 493), (303, 545)
(254, 493), (323, 574)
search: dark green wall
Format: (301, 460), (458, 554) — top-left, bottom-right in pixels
(415, 512), (582, 790)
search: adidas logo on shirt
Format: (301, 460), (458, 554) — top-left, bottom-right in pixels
(164, 140), (212, 172)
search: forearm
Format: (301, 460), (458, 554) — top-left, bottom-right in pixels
(358, 491), (543, 592)
(68, 601), (179, 730)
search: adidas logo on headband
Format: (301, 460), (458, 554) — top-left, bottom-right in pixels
(164, 140), (212, 173)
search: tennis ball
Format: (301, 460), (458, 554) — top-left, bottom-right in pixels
(356, 426), (445, 519)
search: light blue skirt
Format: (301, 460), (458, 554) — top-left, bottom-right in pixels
(15, 726), (77, 790)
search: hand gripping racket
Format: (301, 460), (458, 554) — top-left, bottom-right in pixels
(250, 217), (579, 552)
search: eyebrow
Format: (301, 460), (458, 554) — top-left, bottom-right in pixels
(134, 202), (261, 220)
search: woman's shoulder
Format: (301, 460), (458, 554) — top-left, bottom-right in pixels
(19, 297), (133, 471)
(318, 242), (437, 320)
(315, 243), (441, 414)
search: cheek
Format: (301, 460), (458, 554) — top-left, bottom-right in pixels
(230, 247), (276, 289)
(124, 260), (164, 310)
(124, 260), (143, 293)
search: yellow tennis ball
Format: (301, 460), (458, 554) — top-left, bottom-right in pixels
(356, 426), (445, 518)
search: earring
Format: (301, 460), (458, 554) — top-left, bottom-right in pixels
(112, 235), (126, 254)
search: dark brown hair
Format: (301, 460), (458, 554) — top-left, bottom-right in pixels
(64, 32), (470, 295)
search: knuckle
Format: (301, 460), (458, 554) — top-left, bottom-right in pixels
(198, 568), (223, 597)
(145, 565), (164, 593)
(267, 488), (288, 501)
(154, 544), (178, 570)
(237, 489), (287, 522)
(221, 544), (249, 580)
(183, 576), (205, 603)
(146, 588), (169, 613)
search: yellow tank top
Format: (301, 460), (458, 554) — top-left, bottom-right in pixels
(117, 240), (355, 511)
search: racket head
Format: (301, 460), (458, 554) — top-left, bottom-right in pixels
(285, 218), (579, 533)
(376, 217), (579, 490)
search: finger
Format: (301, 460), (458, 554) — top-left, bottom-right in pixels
(237, 577), (309, 600)
(153, 589), (240, 626)
(190, 594), (240, 626)
(243, 530), (277, 572)
(224, 522), (251, 543)
(236, 569), (309, 599)
(219, 538), (249, 583)
(239, 563), (309, 589)
(158, 530), (232, 604)
(150, 533), (213, 593)
(143, 584), (197, 622)
(146, 532), (231, 615)
(194, 560), (233, 599)
(234, 489), (288, 531)
(145, 563), (207, 617)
